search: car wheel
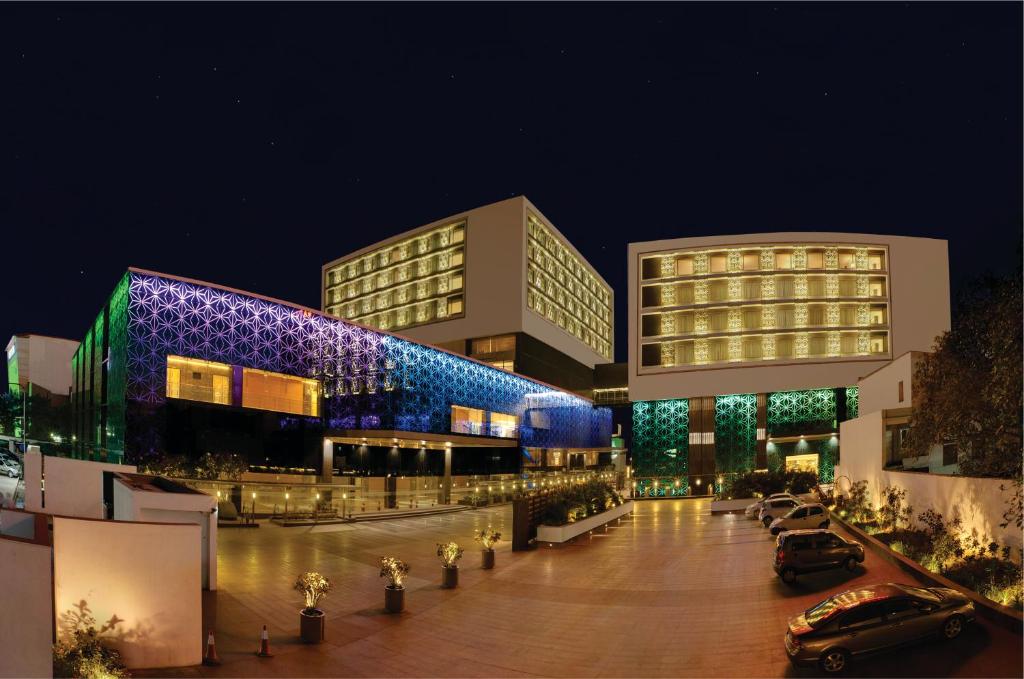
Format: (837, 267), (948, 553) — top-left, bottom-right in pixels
(819, 521), (830, 529)
(844, 556), (858, 572)
(942, 614), (965, 640)
(819, 648), (849, 674)
(781, 567), (797, 584)
(762, 517), (773, 527)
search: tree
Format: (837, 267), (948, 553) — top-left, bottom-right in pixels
(908, 259), (1022, 482)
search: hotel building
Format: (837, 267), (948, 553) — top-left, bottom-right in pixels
(70, 269), (612, 482)
(627, 233), (950, 493)
(321, 196), (613, 395)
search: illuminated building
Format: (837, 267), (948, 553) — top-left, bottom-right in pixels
(627, 233), (950, 492)
(6, 333), (78, 402)
(321, 196), (613, 394)
(70, 269), (612, 480)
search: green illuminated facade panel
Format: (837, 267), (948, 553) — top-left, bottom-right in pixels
(714, 393), (757, 474)
(846, 386), (859, 419)
(767, 388), (836, 433)
(632, 399), (689, 488)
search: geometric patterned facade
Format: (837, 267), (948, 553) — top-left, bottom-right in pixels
(73, 270), (612, 463)
(632, 386), (859, 494)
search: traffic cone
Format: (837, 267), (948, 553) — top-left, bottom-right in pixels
(255, 624), (274, 657)
(202, 630), (221, 666)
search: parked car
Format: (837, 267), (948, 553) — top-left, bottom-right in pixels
(0, 457), (19, 478)
(769, 503), (830, 535)
(773, 529), (865, 583)
(758, 497), (802, 527)
(785, 583), (975, 674)
(744, 493), (801, 519)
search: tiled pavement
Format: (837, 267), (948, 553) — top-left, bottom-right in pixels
(138, 499), (1022, 678)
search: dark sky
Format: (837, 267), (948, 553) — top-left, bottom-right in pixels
(2, 2), (1020, 362)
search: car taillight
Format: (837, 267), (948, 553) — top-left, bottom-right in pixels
(776, 549), (784, 564)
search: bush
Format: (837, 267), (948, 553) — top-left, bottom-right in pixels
(722, 469), (820, 499)
(539, 480), (622, 526)
(53, 628), (129, 679)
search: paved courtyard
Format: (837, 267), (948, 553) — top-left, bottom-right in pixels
(145, 499), (1021, 678)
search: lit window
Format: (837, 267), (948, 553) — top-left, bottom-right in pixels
(807, 251), (825, 268)
(776, 252), (793, 269)
(675, 258), (694, 275)
(742, 253), (760, 270)
(242, 368), (319, 417)
(710, 255), (727, 272)
(166, 356), (232, 406)
(448, 297), (463, 315)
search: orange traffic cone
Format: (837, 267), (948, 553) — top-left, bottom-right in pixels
(203, 630), (221, 666)
(255, 624), (274, 657)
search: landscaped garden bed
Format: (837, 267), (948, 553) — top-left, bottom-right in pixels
(835, 481), (1023, 613)
(535, 480), (632, 543)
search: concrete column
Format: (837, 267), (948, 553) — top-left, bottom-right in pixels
(443, 448), (452, 504)
(319, 438), (333, 483)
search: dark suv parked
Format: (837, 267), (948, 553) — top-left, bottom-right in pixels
(774, 529), (865, 583)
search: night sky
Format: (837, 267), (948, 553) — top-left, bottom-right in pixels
(2, 3), (1020, 362)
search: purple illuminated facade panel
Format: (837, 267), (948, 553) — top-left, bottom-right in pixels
(111, 271), (610, 460)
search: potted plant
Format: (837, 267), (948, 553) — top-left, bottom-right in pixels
(294, 571), (331, 643)
(437, 541), (463, 588)
(380, 556), (410, 613)
(474, 527), (501, 569)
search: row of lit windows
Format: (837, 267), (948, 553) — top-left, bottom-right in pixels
(527, 214), (613, 359)
(642, 273), (888, 309)
(324, 221), (466, 287)
(325, 248), (464, 303)
(528, 215), (611, 307)
(641, 245), (887, 280)
(166, 355), (320, 417)
(641, 303), (889, 338)
(329, 271), (464, 318)
(335, 294), (464, 331)
(642, 331), (890, 368)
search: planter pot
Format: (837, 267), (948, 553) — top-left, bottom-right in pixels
(481, 549), (495, 570)
(299, 609), (325, 643)
(385, 585), (405, 613)
(441, 565), (459, 588)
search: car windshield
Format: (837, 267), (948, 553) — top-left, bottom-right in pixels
(804, 597), (843, 628)
(899, 585), (941, 603)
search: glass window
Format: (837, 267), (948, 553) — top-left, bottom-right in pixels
(868, 254), (883, 270)
(710, 255), (727, 272)
(451, 405), (485, 435)
(676, 258), (694, 275)
(742, 254), (760, 270)
(166, 356), (233, 406)
(449, 297), (463, 315)
(790, 507), (808, 518)
(242, 368), (319, 417)
(839, 603), (885, 630)
(776, 252), (793, 269)
(839, 253), (856, 269)
(807, 251), (824, 269)
(489, 412), (519, 438)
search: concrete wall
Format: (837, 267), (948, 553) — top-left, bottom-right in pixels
(0, 537), (53, 678)
(6, 334), (78, 396)
(838, 412), (1020, 550)
(858, 351), (921, 415)
(24, 453), (136, 518)
(628, 233), (950, 401)
(112, 479), (217, 590)
(53, 516), (202, 669)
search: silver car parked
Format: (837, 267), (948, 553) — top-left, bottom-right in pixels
(785, 583), (975, 674)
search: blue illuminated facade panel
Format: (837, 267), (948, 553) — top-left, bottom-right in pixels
(73, 270), (611, 464)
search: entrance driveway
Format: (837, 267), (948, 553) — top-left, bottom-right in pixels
(142, 499), (1021, 677)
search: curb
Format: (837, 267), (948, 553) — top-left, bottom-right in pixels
(831, 514), (1023, 634)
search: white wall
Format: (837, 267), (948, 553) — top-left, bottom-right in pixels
(0, 538), (53, 678)
(628, 233), (950, 401)
(858, 351), (920, 415)
(112, 478), (217, 590)
(24, 452), (136, 518)
(7, 334), (78, 396)
(53, 516), (202, 669)
(838, 412), (1020, 550)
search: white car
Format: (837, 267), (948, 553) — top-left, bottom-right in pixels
(758, 497), (803, 527)
(0, 458), (19, 478)
(745, 493), (801, 519)
(769, 503), (830, 535)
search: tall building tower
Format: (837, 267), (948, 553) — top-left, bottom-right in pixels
(321, 196), (614, 394)
(627, 233), (950, 492)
